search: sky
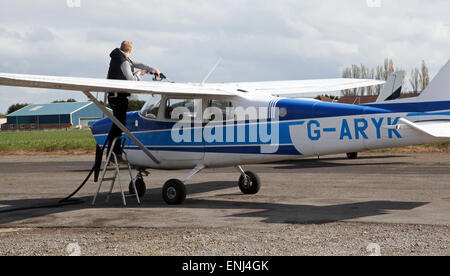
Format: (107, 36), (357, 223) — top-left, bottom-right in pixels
(0, 0), (449, 113)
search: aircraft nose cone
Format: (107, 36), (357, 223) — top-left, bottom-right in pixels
(89, 120), (97, 130)
(89, 120), (99, 136)
(89, 117), (112, 136)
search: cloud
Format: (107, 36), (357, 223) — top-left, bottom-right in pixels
(0, 0), (449, 112)
(24, 26), (55, 42)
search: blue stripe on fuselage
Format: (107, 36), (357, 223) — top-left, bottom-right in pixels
(276, 99), (450, 121)
(92, 112), (298, 145)
(122, 144), (300, 155)
(364, 101), (450, 113)
(92, 121), (298, 147)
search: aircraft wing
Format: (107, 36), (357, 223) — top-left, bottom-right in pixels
(0, 73), (384, 98)
(0, 73), (235, 97)
(206, 78), (385, 96)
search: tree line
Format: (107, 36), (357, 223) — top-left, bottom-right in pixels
(342, 58), (430, 96)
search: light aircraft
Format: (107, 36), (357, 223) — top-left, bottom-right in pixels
(0, 60), (449, 205)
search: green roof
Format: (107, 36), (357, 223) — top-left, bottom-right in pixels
(8, 102), (93, 117)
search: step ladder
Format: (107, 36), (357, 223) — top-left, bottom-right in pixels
(92, 137), (141, 206)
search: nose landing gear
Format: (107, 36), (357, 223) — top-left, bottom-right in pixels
(236, 166), (261, 195)
(238, 171), (261, 195)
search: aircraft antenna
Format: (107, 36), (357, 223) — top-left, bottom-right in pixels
(201, 58), (222, 85)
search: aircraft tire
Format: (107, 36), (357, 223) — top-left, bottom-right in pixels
(129, 175), (146, 198)
(238, 171), (261, 195)
(347, 152), (358, 160)
(162, 179), (186, 205)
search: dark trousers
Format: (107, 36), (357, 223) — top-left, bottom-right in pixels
(107, 96), (128, 155)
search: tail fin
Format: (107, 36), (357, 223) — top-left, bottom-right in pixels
(376, 70), (406, 102)
(417, 60), (450, 101)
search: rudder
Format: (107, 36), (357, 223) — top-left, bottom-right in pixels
(417, 60), (450, 101)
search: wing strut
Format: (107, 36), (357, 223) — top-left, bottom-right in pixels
(83, 91), (160, 164)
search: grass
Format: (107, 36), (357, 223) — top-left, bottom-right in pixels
(368, 142), (450, 153)
(0, 129), (97, 154)
(421, 142), (450, 151)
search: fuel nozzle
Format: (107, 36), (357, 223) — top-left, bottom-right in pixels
(152, 72), (167, 81)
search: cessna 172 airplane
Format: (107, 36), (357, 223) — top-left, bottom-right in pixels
(0, 60), (449, 205)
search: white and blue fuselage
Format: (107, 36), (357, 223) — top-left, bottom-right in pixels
(91, 95), (450, 170)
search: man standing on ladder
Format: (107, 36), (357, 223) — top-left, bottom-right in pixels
(106, 41), (161, 161)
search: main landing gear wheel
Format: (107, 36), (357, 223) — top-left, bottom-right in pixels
(347, 152), (358, 160)
(129, 174), (146, 198)
(238, 171), (261, 195)
(162, 179), (186, 205)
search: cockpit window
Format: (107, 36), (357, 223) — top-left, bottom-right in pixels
(207, 100), (233, 121)
(165, 98), (202, 120)
(140, 95), (162, 119)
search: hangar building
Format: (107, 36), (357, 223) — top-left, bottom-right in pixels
(0, 118), (6, 131)
(1, 102), (105, 131)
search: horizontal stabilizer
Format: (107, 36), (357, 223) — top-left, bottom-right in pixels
(398, 118), (450, 138)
